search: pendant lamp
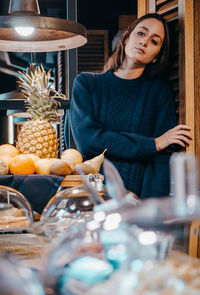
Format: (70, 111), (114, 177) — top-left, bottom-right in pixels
(0, 0), (87, 52)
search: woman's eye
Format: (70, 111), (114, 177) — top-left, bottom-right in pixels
(152, 39), (158, 45)
(137, 31), (144, 36)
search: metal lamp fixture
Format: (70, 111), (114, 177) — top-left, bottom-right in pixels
(0, 0), (87, 52)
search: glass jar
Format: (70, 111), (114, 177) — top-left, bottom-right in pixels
(34, 174), (106, 236)
(0, 185), (34, 232)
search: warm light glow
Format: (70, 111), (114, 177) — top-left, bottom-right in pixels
(83, 200), (90, 206)
(93, 211), (106, 222)
(87, 220), (100, 231)
(138, 231), (157, 245)
(15, 26), (35, 37)
(103, 213), (122, 230)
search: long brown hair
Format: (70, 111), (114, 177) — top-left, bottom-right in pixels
(103, 13), (170, 78)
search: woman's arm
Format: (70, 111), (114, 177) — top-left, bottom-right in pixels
(70, 73), (157, 161)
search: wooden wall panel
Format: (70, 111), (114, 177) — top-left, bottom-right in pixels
(78, 30), (108, 73)
(137, 0), (148, 17)
(155, 0), (179, 121)
(178, 0), (185, 124)
(194, 0), (200, 180)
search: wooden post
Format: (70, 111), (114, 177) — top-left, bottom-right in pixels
(185, 0), (200, 258)
(137, 0), (148, 18)
(188, 0), (200, 259)
(189, 220), (200, 258)
(194, 0), (200, 183)
(185, 0), (195, 154)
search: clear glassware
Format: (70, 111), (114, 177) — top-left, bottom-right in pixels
(40, 207), (175, 295)
(170, 152), (200, 218)
(35, 166), (140, 242)
(32, 174), (108, 239)
(41, 220), (106, 295)
(86, 255), (200, 295)
(39, 153), (200, 294)
(0, 202), (12, 215)
(0, 254), (45, 295)
(0, 185), (34, 232)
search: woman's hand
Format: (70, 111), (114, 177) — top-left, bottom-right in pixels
(155, 124), (193, 152)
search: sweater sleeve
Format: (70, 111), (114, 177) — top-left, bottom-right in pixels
(70, 73), (157, 161)
(141, 84), (176, 198)
(153, 83), (176, 143)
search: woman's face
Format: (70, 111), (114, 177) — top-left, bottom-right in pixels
(124, 18), (165, 66)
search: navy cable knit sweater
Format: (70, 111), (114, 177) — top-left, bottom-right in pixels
(69, 70), (176, 198)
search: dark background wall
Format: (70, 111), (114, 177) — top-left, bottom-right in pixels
(78, 0), (137, 50)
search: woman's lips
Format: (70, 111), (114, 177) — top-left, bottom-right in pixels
(135, 47), (145, 54)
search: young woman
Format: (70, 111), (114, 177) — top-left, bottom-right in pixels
(69, 13), (192, 198)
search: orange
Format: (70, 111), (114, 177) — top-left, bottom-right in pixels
(61, 149), (83, 166)
(25, 153), (40, 166)
(0, 144), (19, 157)
(10, 154), (35, 175)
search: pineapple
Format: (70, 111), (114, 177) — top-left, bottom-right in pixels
(16, 64), (66, 158)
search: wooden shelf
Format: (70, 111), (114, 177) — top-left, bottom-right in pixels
(0, 91), (70, 111)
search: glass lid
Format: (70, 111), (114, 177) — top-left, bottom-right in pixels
(0, 185), (34, 232)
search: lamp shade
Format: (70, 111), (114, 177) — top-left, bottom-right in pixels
(9, 0), (40, 15)
(0, 0), (87, 52)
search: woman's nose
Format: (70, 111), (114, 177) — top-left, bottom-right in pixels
(139, 39), (147, 46)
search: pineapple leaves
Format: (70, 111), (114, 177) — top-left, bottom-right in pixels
(17, 64), (66, 122)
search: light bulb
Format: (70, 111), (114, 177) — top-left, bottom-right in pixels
(15, 26), (35, 37)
